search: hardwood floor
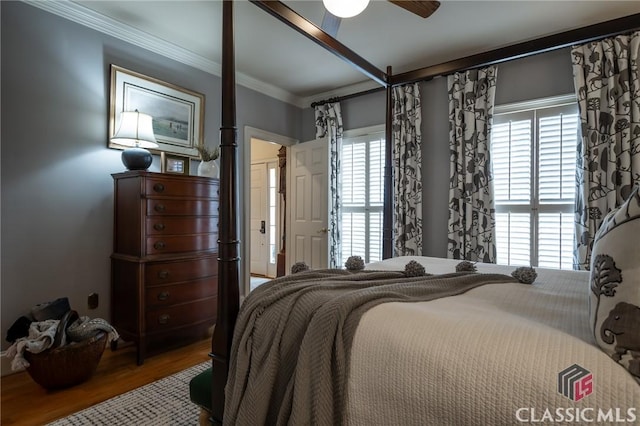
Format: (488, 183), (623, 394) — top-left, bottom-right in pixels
(1, 338), (212, 426)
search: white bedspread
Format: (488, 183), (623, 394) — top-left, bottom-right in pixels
(347, 257), (639, 425)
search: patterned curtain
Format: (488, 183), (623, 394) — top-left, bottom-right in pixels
(392, 83), (422, 256)
(572, 31), (640, 270)
(447, 66), (498, 262)
(315, 102), (343, 268)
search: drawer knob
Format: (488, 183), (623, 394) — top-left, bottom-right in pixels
(158, 314), (170, 324)
(158, 270), (170, 279)
(154, 241), (166, 250)
(157, 291), (170, 301)
(153, 183), (165, 193)
(154, 204), (166, 212)
(154, 223), (166, 231)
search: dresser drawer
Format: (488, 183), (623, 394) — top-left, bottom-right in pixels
(146, 234), (217, 255)
(146, 276), (217, 308)
(146, 297), (216, 332)
(145, 257), (218, 286)
(146, 199), (218, 216)
(145, 177), (218, 198)
(146, 217), (218, 236)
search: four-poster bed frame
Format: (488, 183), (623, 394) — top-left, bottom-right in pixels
(210, 2), (640, 423)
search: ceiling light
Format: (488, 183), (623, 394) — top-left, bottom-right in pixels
(322, 0), (370, 18)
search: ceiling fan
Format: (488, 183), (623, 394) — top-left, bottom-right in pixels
(386, 1), (441, 19)
(321, 0), (440, 36)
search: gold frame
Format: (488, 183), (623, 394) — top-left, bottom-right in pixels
(109, 64), (205, 158)
(161, 152), (191, 175)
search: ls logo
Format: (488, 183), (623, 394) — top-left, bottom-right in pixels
(558, 364), (593, 401)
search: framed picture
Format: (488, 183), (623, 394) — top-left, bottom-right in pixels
(161, 152), (191, 175)
(109, 64), (205, 158)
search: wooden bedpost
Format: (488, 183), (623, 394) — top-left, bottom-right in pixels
(210, 0), (240, 424)
(383, 65), (393, 259)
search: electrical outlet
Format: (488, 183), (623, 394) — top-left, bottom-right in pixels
(88, 293), (99, 309)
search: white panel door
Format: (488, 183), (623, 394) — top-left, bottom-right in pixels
(288, 138), (329, 271)
(250, 163), (268, 276)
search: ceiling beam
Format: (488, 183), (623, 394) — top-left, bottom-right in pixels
(249, 0), (387, 87)
(391, 12), (640, 86)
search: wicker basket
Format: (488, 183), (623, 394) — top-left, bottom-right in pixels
(24, 332), (107, 390)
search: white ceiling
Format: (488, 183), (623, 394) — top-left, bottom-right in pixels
(43, 1), (640, 107)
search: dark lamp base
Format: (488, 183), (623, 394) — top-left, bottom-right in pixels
(122, 147), (153, 170)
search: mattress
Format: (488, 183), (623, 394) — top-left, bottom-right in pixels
(345, 256), (639, 425)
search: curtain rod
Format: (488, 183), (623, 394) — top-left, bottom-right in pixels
(310, 86), (385, 108)
(390, 14), (640, 86)
(312, 15), (640, 106)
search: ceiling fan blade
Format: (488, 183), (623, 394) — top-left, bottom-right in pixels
(321, 10), (341, 37)
(387, 1), (440, 19)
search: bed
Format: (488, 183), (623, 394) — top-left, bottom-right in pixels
(222, 256), (639, 425)
(208, 2), (640, 424)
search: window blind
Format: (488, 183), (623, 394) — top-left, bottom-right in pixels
(492, 101), (578, 269)
(341, 132), (385, 264)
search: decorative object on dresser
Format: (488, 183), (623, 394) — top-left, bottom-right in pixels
(111, 171), (219, 364)
(109, 65), (205, 158)
(195, 143), (220, 178)
(160, 152), (191, 175)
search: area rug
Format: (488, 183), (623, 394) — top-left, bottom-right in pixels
(47, 361), (209, 425)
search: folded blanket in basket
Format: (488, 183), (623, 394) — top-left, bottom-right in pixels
(4, 316), (119, 371)
(5, 319), (58, 370)
(67, 317), (119, 344)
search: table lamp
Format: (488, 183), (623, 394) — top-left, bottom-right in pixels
(111, 110), (159, 170)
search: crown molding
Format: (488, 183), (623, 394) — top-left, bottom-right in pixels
(24, 0), (306, 108)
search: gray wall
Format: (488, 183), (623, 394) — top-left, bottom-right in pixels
(302, 47), (576, 258)
(301, 90), (387, 142)
(0, 1), (301, 370)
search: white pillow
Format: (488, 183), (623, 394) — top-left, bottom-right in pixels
(589, 184), (640, 382)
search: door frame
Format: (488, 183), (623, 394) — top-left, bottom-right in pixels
(243, 126), (297, 298)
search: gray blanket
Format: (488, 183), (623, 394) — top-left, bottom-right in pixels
(223, 269), (518, 426)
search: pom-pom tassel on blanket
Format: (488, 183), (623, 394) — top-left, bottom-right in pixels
(345, 256), (365, 271)
(291, 262), (310, 274)
(511, 266), (537, 284)
(404, 260), (426, 277)
(456, 260), (478, 272)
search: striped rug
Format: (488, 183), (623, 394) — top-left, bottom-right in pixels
(47, 361), (210, 425)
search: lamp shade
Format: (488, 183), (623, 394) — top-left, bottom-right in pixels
(111, 111), (159, 170)
(111, 111), (158, 148)
(322, 0), (369, 18)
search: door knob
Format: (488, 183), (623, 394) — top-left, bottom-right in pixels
(317, 228), (328, 233)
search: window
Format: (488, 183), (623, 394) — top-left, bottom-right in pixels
(491, 96), (579, 270)
(268, 165), (277, 265)
(341, 127), (385, 264)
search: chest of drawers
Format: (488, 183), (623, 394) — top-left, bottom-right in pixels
(111, 171), (218, 364)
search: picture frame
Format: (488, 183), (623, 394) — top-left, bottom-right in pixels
(109, 64), (205, 158)
(161, 152), (191, 175)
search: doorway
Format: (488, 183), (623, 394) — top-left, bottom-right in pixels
(243, 127), (297, 297)
(250, 139), (280, 279)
